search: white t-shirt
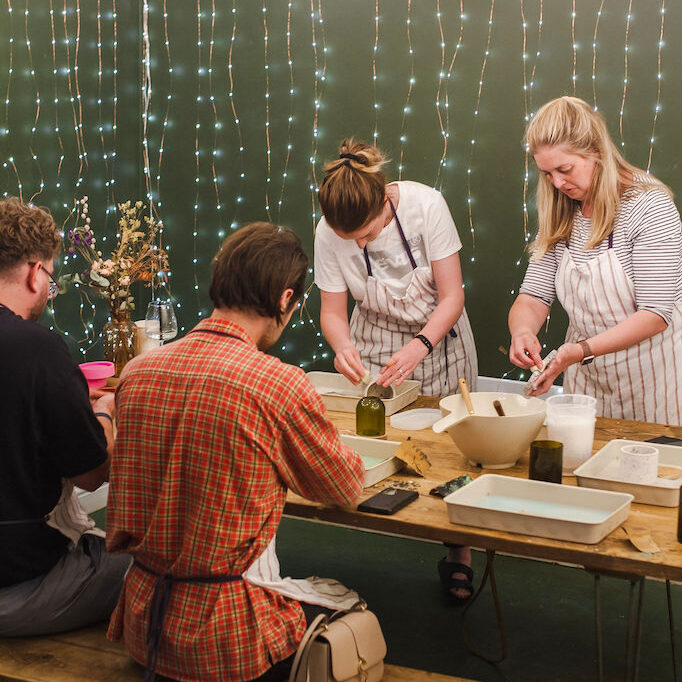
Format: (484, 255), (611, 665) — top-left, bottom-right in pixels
(314, 180), (462, 301)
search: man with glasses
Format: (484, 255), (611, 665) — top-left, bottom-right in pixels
(0, 197), (129, 636)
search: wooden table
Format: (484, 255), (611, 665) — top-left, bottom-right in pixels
(284, 398), (682, 680)
(285, 397), (682, 581)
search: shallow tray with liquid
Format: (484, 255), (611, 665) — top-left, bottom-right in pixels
(443, 474), (633, 544)
(339, 434), (404, 487)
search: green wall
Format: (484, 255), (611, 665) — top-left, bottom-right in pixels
(2, 1), (680, 379)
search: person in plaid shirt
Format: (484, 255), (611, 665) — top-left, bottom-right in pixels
(106, 223), (365, 681)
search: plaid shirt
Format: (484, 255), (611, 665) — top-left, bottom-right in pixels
(106, 318), (364, 681)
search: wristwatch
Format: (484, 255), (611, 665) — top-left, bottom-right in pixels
(577, 339), (595, 366)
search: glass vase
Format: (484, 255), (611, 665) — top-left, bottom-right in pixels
(102, 311), (136, 376)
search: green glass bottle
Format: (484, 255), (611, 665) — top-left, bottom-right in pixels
(356, 397), (386, 437)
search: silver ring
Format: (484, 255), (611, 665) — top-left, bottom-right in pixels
(398, 367), (404, 375)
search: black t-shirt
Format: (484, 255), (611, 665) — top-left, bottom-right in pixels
(0, 305), (108, 587)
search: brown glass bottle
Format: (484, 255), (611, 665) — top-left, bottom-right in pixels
(356, 397), (386, 437)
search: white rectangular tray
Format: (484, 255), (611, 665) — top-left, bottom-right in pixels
(444, 474), (633, 544)
(340, 434), (404, 487)
(574, 439), (682, 507)
(307, 371), (419, 416)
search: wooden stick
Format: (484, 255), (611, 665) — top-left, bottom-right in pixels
(458, 378), (475, 415)
(493, 400), (506, 417)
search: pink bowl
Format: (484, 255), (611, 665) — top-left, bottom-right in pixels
(79, 361), (115, 388)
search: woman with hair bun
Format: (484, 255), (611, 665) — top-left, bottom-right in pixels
(314, 139), (478, 398)
(314, 139), (478, 604)
(510, 96), (682, 423)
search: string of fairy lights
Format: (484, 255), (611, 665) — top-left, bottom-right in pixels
(0, 1), (678, 375)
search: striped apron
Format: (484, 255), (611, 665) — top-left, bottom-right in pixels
(349, 199), (477, 397)
(556, 232), (682, 424)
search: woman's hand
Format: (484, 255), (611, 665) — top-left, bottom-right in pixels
(333, 344), (367, 384)
(529, 342), (583, 395)
(509, 332), (543, 370)
(377, 338), (429, 387)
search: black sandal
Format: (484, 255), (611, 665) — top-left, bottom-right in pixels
(437, 556), (474, 606)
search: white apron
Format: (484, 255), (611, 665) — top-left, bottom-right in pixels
(556, 233), (682, 424)
(349, 199), (478, 397)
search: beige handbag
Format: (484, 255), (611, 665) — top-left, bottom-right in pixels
(288, 601), (387, 682)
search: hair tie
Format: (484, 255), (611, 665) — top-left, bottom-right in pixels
(339, 152), (367, 165)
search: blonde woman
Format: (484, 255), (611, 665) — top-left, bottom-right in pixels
(314, 139), (478, 604)
(509, 96), (682, 424)
(314, 139), (477, 398)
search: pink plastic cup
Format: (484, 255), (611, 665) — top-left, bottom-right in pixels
(78, 361), (115, 389)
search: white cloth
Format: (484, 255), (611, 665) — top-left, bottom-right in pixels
(242, 537), (360, 610)
(314, 181), (462, 300)
(556, 244), (682, 424)
(46, 479), (104, 546)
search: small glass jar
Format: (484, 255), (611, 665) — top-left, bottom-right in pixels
(529, 440), (563, 484)
(356, 397), (386, 438)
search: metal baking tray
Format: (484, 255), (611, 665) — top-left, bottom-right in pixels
(444, 474), (633, 544)
(340, 434), (404, 488)
(307, 371), (420, 415)
(574, 439), (682, 507)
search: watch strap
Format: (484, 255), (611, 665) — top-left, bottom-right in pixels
(578, 339), (595, 365)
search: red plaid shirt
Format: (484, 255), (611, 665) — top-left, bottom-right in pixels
(106, 318), (364, 681)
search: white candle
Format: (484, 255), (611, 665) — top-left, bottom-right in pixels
(619, 444), (659, 484)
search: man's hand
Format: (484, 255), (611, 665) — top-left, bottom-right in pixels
(92, 392), (116, 421)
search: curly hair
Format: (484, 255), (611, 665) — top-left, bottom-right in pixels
(0, 197), (61, 272)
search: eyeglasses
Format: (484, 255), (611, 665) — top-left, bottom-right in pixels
(28, 261), (60, 299)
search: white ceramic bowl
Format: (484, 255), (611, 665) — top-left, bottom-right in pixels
(433, 392), (546, 469)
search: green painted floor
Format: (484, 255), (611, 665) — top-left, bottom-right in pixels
(276, 517), (680, 682)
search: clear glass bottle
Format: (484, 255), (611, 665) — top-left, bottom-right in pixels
(356, 397), (386, 437)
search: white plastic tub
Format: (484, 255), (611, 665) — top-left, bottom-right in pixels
(339, 434), (404, 487)
(574, 439), (682, 507)
(444, 474), (633, 544)
(307, 371), (419, 415)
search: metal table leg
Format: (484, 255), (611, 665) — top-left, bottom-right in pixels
(461, 549), (508, 664)
(595, 574), (604, 682)
(624, 577), (645, 682)
(668, 580), (678, 682)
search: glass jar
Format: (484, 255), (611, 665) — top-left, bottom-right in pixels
(102, 311), (136, 376)
(356, 397), (386, 437)
(529, 440), (563, 484)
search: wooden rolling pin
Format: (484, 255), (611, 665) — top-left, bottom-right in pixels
(458, 377), (475, 415)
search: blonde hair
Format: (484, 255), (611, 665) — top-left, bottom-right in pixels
(525, 96), (669, 256)
(318, 139), (389, 232)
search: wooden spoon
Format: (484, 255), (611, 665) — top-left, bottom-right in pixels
(458, 378), (475, 415)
